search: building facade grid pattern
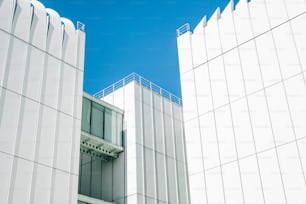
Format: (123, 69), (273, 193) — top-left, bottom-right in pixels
(177, 0), (306, 203)
(0, 0), (85, 203)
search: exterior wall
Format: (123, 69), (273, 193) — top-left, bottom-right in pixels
(0, 0), (85, 203)
(177, 0), (306, 203)
(100, 80), (190, 204)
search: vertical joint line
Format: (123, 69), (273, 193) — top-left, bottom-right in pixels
(247, 2), (288, 203)
(231, 5), (266, 204)
(203, 22), (227, 204)
(189, 28), (209, 204)
(266, 0), (306, 187)
(170, 102), (181, 203)
(216, 15), (246, 204)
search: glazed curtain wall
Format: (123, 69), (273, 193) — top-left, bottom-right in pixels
(81, 97), (123, 147)
(0, 0), (85, 203)
(78, 152), (124, 203)
(177, 0), (306, 203)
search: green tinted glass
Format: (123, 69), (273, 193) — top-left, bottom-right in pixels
(81, 98), (91, 133)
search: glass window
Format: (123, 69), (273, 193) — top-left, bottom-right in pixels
(81, 98), (91, 133)
(104, 108), (112, 143)
(82, 96), (123, 147)
(111, 110), (117, 144)
(80, 153), (91, 196)
(90, 102), (104, 139)
(116, 113), (123, 146)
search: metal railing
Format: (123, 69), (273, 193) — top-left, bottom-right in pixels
(93, 73), (182, 106)
(176, 23), (190, 37)
(77, 21), (85, 32)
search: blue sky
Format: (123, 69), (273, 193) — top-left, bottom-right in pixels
(40, 0), (237, 97)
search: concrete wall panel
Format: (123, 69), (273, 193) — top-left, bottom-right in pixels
(204, 9), (221, 60)
(16, 98), (39, 160)
(206, 168), (225, 204)
(231, 99), (255, 158)
(239, 41), (263, 94)
(0, 0), (15, 32)
(6, 37), (28, 94)
(12, 0), (31, 40)
(290, 13), (306, 71)
(0, 31), (10, 86)
(177, 32), (193, 74)
(272, 22), (301, 79)
(255, 32), (282, 87)
(248, 0), (270, 37)
(185, 119), (203, 174)
(156, 152), (168, 203)
(222, 162), (244, 204)
(278, 143), (306, 203)
(248, 91), (274, 152)
(36, 106), (57, 166)
(180, 71), (197, 121)
(191, 19), (207, 67)
(10, 158), (33, 204)
(285, 75), (306, 140)
(189, 173), (206, 204)
(31, 164), (52, 204)
(258, 150), (285, 203)
(223, 49), (245, 101)
(265, 0), (288, 28)
(59, 64), (75, 115)
(218, 1), (236, 53)
(239, 156), (264, 203)
(30, 1), (47, 49)
(284, 0), (306, 19)
(266, 84), (295, 145)
(0, 90), (21, 154)
(0, 152), (13, 204)
(208, 56), (228, 108)
(199, 113), (220, 170)
(233, 0), (252, 44)
(25, 48), (45, 102)
(194, 64), (212, 115)
(215, 106), (237, 164)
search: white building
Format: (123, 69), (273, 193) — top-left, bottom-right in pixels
(94, 73), (190, 204)
(0, 0), (85, 203)
(177, 0), (306, 203)
(3, 0), (306, 203)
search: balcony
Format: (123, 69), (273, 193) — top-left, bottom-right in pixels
(81, 93), (124, 160)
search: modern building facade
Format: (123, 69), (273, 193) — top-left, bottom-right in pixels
(2, 0), (306, 203)
(94, 73), (190, 204)
(177, 0), (306, 203)
(0, 0), (85, 203)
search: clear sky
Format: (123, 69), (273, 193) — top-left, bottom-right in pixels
(40, 0), (237, 97)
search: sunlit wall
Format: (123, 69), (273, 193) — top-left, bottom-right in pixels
(0, 0), (85, 203)
(177, 0), (306, 203)
(100, 78), (190, 204)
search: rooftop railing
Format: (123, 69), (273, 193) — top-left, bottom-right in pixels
(93, 72), (182, 106)
(77, 21), (85, 32)
(176, 23), (190, 37)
